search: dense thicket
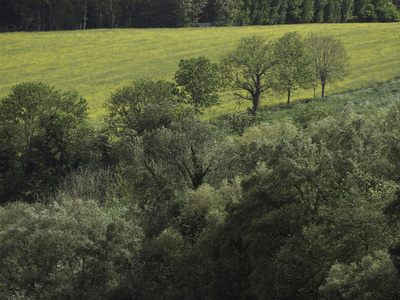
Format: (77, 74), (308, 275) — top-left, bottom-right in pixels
(1, 0), (399, 31)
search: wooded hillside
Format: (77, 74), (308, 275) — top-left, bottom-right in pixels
(1, 78), (400, 299)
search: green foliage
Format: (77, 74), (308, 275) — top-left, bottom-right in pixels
(2, 82), (400, 298)
(3, 35), (400, 299)
(273, 31), (316, 104)
(214, 0), (243, 25)
(1, 0), (399, 32)
(296, 100), (332, 127)
(222, 161), (316, 298)
(1, 24), (400, 121)
(0, 82), (98, 203)
(220, 35), (276, 112)
(0, 197), (143, 299)
(177, 0), (208, 26)
(381, 100), (400, 181)
(356, 0), (400, 20)
(318, 169), (397, 262)
(174, 56), (222, 113)
(216, 106), (400, 298)
(139, 179), (243, 299)
(178, 182), (237, 241)
(226, 109), (257, 135)
(104, 78), (178, 137)
(127, 116), (227, 190)
(307, 33), (350, 98)
(320, 251), (400, 299)
(57, 166), (117, 204)
(115, 115), (239, 237)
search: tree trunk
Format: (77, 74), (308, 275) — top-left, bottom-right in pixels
(252, 86), (261, 113)
(252, 96), (259, 113)
(321, 82), (326, 98)
(83, 0), (87, 30)
(109, 0), (115, 28)
(83, 9), (87, 29)
(48, 4), (53, 30)
(287, 89), (291, 105)
(37, 11), (41, 31)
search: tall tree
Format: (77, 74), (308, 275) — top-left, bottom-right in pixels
(252, 0), (272, 24)
(271, 0), (289, 24)
(301, 0), (315, 22)
(306, 33), (350, 98)
(324, 0), (341, 22)
(314, 0), (328, 21)
(177, 0), (207, 26)
(174, 56), (222, 114)
(104, 78), (178, 137)
(214, 0), (242, 25)
(0, 0), (19, 31)
(353, 0), (368, 19)
(220, 35), (276, 113)
(273, 31), (315, 104)
(286, 0), (304, 23)
(0, 82), (94, 203)
(340, 0), (354, 22)
(320, 251), (400, 299)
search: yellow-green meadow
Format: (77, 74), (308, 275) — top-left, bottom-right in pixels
(1, 23), (400, 122)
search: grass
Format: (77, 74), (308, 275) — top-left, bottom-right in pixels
(256, 77), (400, 124)
(1, 23), (400, 123)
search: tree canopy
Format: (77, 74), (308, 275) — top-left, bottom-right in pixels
(220, 35), (277, 113)
(174, 56), (222, 114)
(307, 33), (350, 98)
(273, 31), (316, 104)
(0, 82), (98, 202)
(103, 78), (178, 137)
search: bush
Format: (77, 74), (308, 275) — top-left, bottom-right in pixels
(296, 100), (332, 127)
(226, 110), (256, 135)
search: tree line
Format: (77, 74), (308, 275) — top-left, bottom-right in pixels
(1, 0), (399, 31)
(2, 32), (400, 298)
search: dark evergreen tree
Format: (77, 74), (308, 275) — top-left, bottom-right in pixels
(324, 0), (341, 21)
(286, 0), (304, 22)
(314, 0), (328, 21)
(301, 0), (315, 21)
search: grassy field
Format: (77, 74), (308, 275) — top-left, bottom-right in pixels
(257, 76), (400, 123)
(1, 23), (400, 123)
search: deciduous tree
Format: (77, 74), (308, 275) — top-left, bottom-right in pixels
(220, 35), (276, 113)
(104, 78), (178, 137)
(177, 0), (207, 26)
(214, 0), (242, 25)
(0, 82), (95, 203)
(320, 251), (400, 299)
(307, 33), (350, 98)
(274, 31), (315, 104)
(174, 56), (222, 114)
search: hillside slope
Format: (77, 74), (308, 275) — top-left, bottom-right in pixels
(1, 23), (399, 122)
